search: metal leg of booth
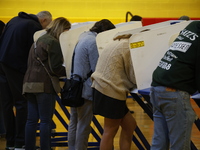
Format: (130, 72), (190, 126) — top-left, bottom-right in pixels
(50, 95), (154, 149)
(50, 96), (101, 149)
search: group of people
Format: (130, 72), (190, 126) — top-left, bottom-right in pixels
(0, 11), (138, 150)
(0, 10), (199, 150)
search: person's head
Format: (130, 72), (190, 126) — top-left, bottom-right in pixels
(0, 20), (5, 36)
(130, 15), (142, 21)
(178, 15), (190, 21)
(37, 11), (52, 29)
(46, 17), (71, 40)
(90, 19), (115, 34)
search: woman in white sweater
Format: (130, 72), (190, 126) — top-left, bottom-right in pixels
(91, 34), (137, 150)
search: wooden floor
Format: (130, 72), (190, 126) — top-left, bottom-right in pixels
(0, 97), (200, 150)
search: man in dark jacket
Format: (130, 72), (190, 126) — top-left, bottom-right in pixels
(0, 11), (52, 150)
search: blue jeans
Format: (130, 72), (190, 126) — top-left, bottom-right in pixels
(150, 86), (196, 150)
(25, 93), (56, 150)
(68, 99), (93, 150)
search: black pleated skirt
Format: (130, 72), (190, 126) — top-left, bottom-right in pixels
(93, 89), (129, 119)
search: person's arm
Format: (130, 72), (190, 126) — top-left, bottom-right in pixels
(195, 42), (200, 92)
(123, 41), (137, 90)
(48, 40), (66, 77)
(88, 41), (99, 72)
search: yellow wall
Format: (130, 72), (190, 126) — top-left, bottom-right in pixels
(0, 0), (199, 24)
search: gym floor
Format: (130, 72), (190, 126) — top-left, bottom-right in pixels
(0, 97), (200, 150)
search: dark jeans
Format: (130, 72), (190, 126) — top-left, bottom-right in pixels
(0, 63), (27, 147)
(25, 93), (56, 150)
(0, 96), (5, 134)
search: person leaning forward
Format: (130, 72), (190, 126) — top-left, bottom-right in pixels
(0, 11), (52, 150)
(150, 21), (200, 150)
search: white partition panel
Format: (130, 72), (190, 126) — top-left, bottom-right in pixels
(96, 22), (142, 54)
(114, 20), (184, 39)
(59, 22), (95, 78)
(115, 21), (142, 28)
(129, 21), (192, 90)
(33, 29), (46, 42)
(70, 21), (96, 30)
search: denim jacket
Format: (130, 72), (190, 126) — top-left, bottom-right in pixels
(73, 31), (99, 100)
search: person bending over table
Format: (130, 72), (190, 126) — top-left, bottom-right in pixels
(92, 34), (137, 150)
(150, 21), (200, 150)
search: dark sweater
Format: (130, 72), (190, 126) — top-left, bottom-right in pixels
(151, 21), (200, 94)
(0, 12), (42, 73)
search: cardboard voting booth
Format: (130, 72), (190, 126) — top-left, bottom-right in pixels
(96, 21), (142, 54)
(115, 21), (142, 28)
(70, 21), (95, 30)
(59, 22), (95, 77)
(114, 20), (183, 39)
(129, 21), (192, 90)
(33, 22), (95, 78)
(33, 29), (46, 42)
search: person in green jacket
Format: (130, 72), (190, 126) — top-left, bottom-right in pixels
(23, 17), (71, 150)
(150, 21), (200, 150)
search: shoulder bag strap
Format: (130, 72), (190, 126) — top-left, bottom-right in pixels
(34, 41), (53, 79)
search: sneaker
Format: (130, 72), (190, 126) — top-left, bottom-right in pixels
(14, 146), (25, 150)
(5, 147), (15, 150)
(14, 148), (25, 150)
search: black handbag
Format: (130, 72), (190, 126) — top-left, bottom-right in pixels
(60, 50), (92, 107)
(60, 76), (84, 107)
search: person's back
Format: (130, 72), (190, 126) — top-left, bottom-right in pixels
(91, 34), (137, 149)
(91, 37), (136, 100)
(150, 21), (200, 150)
(0, 20), (6, 141)
(68, 19), (115, 150)
(152, 21), (200, 94)
(0, 11), (52, 73)
(0, 11), (52, 150)
(0, 20), (5, 36)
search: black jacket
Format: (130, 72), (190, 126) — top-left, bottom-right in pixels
(0, 12), (42, 73)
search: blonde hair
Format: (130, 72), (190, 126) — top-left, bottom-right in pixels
(113, 34), (132, 41)
(46, 17), (71, 39)
(113, 29), (150, 41)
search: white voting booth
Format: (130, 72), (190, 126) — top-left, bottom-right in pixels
(59, 22), (95, 78)
(33, 29), (46, 42)
(96, 21), (142, 54)
(126, 20), (200, 150)
(114, 20), (183, 38)
(33, 22), (96, 78)
(70, 21), (95, 30)
(33, 21), (155, 149)
(128, 21), (192, 90)
(115, 21), (141, 28)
